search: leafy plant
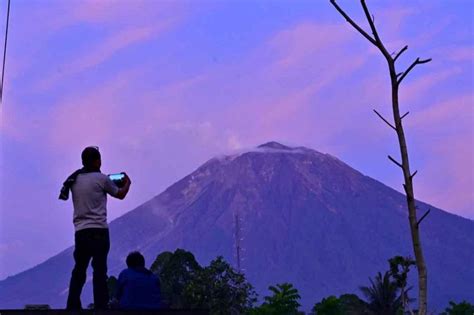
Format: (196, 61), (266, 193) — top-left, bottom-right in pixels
(150, 248), (202, 308)
(359, 271), (401, 315)
(251, 283), (301, 315)
(442, 300), (474, 315)
(312, 295), (344, 315)
(184, 256), (257, 315)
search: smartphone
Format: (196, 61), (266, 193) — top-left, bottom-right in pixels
(109, 173), (125, 181)
(108, 173), (126, 188)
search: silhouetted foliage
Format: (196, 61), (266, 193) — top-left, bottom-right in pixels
(311, 294), (369, 315)
(359, 271), (401, 315)
(184, 256), (257, 315)
(441, 300), (474, 315)
(312, 295), (344, 315)
(150, 250), (255, 313)
(338, 294), (370, 315)
(251, 283), (301, 315)
(150, 248), (202, 308)
(389, 256), (416, 312)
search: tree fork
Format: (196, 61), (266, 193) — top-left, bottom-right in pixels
(330, 1), (430, 313)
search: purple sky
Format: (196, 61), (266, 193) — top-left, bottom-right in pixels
(0, 0), (472, 280)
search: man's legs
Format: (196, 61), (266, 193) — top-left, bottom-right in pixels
(91, 229), (110, 309)
(66, 230), (92, 310)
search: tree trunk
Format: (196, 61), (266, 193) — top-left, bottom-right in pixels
(388, 61), (427, 315)
(329, 1), (431, 313)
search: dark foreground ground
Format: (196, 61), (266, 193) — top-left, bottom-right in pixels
(0, 310), (209, 315)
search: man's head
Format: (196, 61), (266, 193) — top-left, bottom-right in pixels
(126, 251), (146, 269)
(81, 146), (101, 169)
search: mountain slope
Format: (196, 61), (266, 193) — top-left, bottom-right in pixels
(1, 142), (473, 311)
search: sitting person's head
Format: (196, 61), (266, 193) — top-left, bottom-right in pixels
(126, 251), (146, 269)
(118, 251), (161, 309)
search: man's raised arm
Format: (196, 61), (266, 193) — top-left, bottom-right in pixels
(115, 174), (131, 200)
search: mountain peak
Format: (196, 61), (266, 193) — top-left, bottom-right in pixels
(257, 141), (293, 150)
(1, 142), (472, 311)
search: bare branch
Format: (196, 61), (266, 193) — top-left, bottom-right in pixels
(394, 45), (408, 62)
(331, 1), (430, 312)
(330, 0), (377, 46)
(388, 155), (403, 168)
(418, 58), (432, 64)
(398, 57), (432, 84)
(373, 109), (396, 130)
(361, 0), (381, 43)
(417, 209), (431, 227)
(401, 111), (410, 119)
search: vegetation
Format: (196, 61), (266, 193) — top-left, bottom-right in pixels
(104, 250), (469, 314)
(183, 256), (257, 315)
(149, 249), (255, 314)
(150, 248), (202, 308)
(250, 283), (302, 315)
(312, 295), (344, 315)
(312, 294), (369, 315)
(441, 300), (474, 315)
(359, 271), (401, 315)
(389, 256), (416, 313)
(312, 256), (417, 315)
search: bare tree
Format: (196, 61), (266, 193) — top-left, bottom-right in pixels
(329, 1), (431, 314)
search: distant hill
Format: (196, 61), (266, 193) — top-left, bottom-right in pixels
(1, 142), (473, 311)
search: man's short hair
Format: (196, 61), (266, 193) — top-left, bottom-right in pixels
(126, 251), (146, 269)
(81, 146), (101, 167)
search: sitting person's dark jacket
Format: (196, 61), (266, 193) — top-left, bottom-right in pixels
(117, 251), (161, 309)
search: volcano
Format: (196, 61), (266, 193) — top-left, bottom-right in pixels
(1, 142), (473, 311)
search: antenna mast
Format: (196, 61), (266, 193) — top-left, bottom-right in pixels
(234, 213), (243, 272)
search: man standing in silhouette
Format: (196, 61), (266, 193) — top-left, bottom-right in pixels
(60, 146), (131, 310)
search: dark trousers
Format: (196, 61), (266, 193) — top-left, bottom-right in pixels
(66, 228), (110, 310)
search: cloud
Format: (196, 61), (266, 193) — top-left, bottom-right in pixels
(39, 0), (184, 32)
(4, 2), (473, 219)
(266, 22), (352, 70)
(432, 45), (474, 63)
(71, 0), (150, 25)
(46, 67), (145, 150)
(9, 0), (189, 92)
(37, 23), (171, 90)
(406, 93), (474, 217)
(416, 133), (473, 218)
(401, 67), (463, 103)
(408, 93), (473, 130)
(447, 46), (474, 62)
(226, 134), (243, 151)
(200, 21), (370, 150)
(67, 26), (156, 71)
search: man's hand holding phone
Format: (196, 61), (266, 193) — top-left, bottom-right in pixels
(109, 172), (131, 200)
(122, 172), (131, 186)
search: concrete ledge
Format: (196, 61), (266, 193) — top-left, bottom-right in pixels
(0, 310), (209, 315)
